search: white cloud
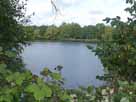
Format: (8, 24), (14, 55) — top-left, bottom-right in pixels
(25, 0), (129, 26)
(60, 0), (79, 5)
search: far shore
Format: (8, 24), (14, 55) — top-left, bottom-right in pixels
(30, 38), (99, 43)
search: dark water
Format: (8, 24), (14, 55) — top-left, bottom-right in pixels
(22, 41), (104, 88)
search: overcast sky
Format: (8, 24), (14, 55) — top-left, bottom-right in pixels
(26, 0), (129, 26)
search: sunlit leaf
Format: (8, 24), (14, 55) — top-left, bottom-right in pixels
(120, 97), (130, 102)
(5, 51), (17, 58)
(51, 73), (62, 80)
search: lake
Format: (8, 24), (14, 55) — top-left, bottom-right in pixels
(22, 41), (104, 88)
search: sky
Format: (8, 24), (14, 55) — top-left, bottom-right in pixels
(26, 0), (129, 26)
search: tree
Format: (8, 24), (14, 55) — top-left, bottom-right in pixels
(88, 1), (136, 101)
(23, 26), (36, 40)
(95, 23), (105, 40)
(82, 25), (97, 39)
(70, 23), (81, 39)
(0, 0), (29, 72)
(39, 25), (48, 38)
(104, 26), (113, 41)
(0, 0), (71, 101)
(93, 0), (136, 82)
(59, 23), (82, 39)
(44, 25), (60, 40)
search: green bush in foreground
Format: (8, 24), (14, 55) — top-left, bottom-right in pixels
(0, 57), (136, 102)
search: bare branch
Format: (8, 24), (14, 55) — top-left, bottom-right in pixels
(51, 0), (59, 13)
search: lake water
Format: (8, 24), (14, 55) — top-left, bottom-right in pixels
(22, 41), (104, 88)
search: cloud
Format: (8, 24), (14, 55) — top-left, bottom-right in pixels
(57, 0), (81, 7)
(89, 10), (104, 15)
(25, 0), (129, 26)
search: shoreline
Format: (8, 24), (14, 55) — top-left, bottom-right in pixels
(31, 38), (99, 43)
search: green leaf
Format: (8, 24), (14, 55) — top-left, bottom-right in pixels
(25, 84), (39, 93)
(118, 80), (129, 87)
(120, 97), (129, 102)
(6, 72), (26, 85)
(41, 85), (52, 98)
(40, 68), (50, 76)
(25, 84), (45, 100)
(23, 71), (32, 80)
(0, 94), (13, 102)
(51, 73), (62, 80)
(0, 47), (3, 51)
(25, 83), (52, 100)
(103, 17), (111, 23)
(15, 75), (26, 85)
(0, 63), (7, 74)
(0, 63), (7, 69)
(37, 78), (45, 86)
(87, 86), (94, 93)
(126, 0), (133, 4)
(60, 92), (71, 101)
(113, 92), (128, 102)
(5, 51), (17, 58)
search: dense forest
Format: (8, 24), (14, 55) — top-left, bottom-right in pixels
(24, 23), (113, 42)
(0, 0), (136, 102)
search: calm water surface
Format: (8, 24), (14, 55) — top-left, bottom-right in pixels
(22, 41), (104, 88)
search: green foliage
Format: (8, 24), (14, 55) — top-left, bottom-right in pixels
(50, 73), (62, 80)
(88, 0), (136, 101)
(0, 60), (71, 101)
(6, 72), (26, 85)
(24, 22), (112, 42)
(0, 0), (28, 53)
(25, 83), (52, 100)
(103, 20), (135, 81)
(0, 0), (71, 102)
(44, 25), (60, 40)
(5, 51), (17, 58)
(92, 1), (136, 82)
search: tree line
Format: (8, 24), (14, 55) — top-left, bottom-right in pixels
(24, 23), (113, 41)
